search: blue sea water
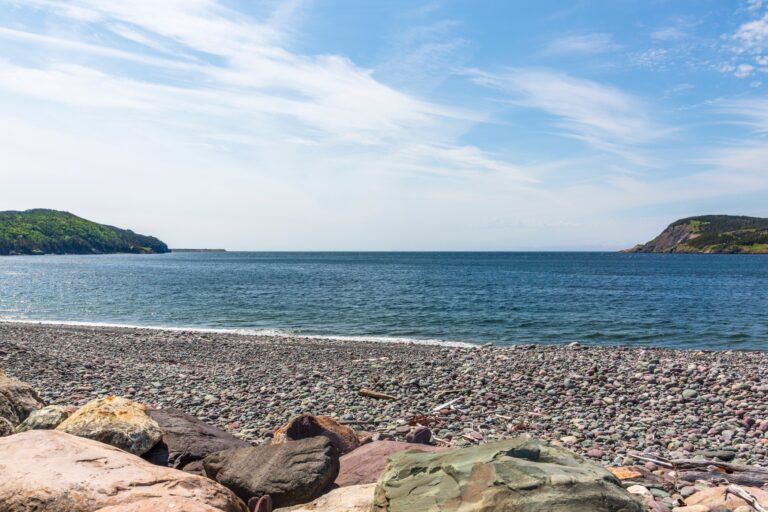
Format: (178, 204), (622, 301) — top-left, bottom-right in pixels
(0, 252), (766, 350)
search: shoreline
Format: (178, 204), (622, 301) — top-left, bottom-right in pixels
(1, 321), (767, 469)
(2, 319), (766, 353)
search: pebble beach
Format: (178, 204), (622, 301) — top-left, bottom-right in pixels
(2, 321), (767, 469)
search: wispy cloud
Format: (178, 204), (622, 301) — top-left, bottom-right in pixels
(468, 68), (664, 159)
(544, 33), (619, 55)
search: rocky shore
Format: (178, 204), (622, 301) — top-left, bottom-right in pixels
(1, 321), (768, 511)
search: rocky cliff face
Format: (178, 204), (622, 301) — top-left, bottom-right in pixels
(625, 215), (768, 254)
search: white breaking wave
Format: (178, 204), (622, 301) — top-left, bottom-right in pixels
(0, 318), (477, 348)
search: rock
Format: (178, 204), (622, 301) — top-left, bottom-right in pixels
(405, 426), (432, 444)
(148, 408), (249, 472)
(204, 436), (339, 508)
(682, 389), (698, 400)
(693, 449), (736, 461)
(275, 484), (375, 512)
(608, 466), (643, 480)
(273, 413), (359, 455)
(0, 417), (13, 436)
(56, 396), (163, 456)
(15, 404), (74, 432)
(0, 430), (247, 512)
(372, 438), (644, 512)
(95, 497), (225, 512)
(685, 485), (768, 509)
(0, 370), (44, 425)
(336, 440), (447, 487)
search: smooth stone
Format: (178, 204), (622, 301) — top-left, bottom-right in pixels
(693, 449), (736, 462)
(204, 436), (339, 508)
(148, 408), (249, 472)
(273, 413), (359, 455)
(372, 438), (644, 512)
(0, 370), (44, 426)
(15, 405), (74, 433)
(0, 430), (247, 512)
(56, 396), (163, 456)
(336, 441), (447, 487)
(275, 484), (375, 512)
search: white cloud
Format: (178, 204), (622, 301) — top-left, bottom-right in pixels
(544, 33), (619, 55)
(469, 68), (663, 159)
(650, 27), (686, 41)
(733, 12), (768, 54)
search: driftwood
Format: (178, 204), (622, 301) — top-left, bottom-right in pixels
(628, 451), (768, 486)
(432, 397), (461, 412)
(358, 388), (398, 400)
(726, 484), (768, 512)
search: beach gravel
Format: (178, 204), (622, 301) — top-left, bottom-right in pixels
(0, 322), (766, 467)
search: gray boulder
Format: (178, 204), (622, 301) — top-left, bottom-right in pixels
(372, 438), (644, 512)
(0, 417), (13, 437)
(15, 405), (74, 433)
(204, 436), (339, 508)
(148, 408), (249, 473)
(0, 370), (44, 426)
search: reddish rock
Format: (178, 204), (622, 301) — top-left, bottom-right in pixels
(336, 440), (447, 487)
(95, 497), (224, 512)
(273, 414), (359, 455)
(685, 485), (768, 509)
(0, 430), (247, 512)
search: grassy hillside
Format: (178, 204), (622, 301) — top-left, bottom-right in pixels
(626, 215), (768, 253)
(0, 209), (169, 255)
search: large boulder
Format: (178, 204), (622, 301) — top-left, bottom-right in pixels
(0, 370), (44, 425)
(337, 440), (447, 487)
(273, 413), (359, 455)
(0, 430), (248, 512)
(204, 436), (339, 508)
(15, 404), (74, 432)
(95, 497), (224, 512)
(275, 484), (375, 512)
(372, 438), (644, 512)
(56, 396), (163, 456)
(148, 407), (249, 473)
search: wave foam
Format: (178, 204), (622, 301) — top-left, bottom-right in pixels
(0, 318), (476, 348)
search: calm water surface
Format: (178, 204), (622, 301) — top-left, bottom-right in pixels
(1, 252), (766, 350)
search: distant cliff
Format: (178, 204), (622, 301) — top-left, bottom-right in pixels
(624, 215), (768, 254)
(0, 209), (169, 255)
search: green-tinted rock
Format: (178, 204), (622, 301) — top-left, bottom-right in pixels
(372, 438), (644, 512)
(15, 405), (74, 433)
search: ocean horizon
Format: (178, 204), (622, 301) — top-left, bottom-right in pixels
(2, 251), (766, 351)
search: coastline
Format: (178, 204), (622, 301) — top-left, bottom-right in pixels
(1, 321), (766, 468)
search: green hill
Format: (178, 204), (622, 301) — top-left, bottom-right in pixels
(624, 215), (768, 254)
(0, 209), (169, 255)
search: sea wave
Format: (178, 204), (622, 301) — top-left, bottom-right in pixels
(0, 318), (477, 348)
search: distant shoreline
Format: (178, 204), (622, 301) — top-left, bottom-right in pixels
(170, 248), (227, 252)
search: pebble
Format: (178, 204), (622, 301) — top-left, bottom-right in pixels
(0, 322), (766, 468)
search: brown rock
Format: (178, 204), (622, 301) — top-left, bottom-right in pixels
(204, 436), (339, 508)
(685, 485), (768, 509)
(273, 413), (359, 455)
(336, 440), (447, 487)
(0, 430), (248, 512)
(148, 408), (249, 472)
(0, 370), (44, 425)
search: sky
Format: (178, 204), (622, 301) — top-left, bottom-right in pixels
(1, 0), (767, 250)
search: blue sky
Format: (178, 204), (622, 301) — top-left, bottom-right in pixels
(1, 0), (767, 250)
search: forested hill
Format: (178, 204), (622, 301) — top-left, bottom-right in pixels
(0, 209), (169, 255)
(624, 215), (768, 254)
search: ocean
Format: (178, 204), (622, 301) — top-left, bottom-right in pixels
(1, 252), (766, 350)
